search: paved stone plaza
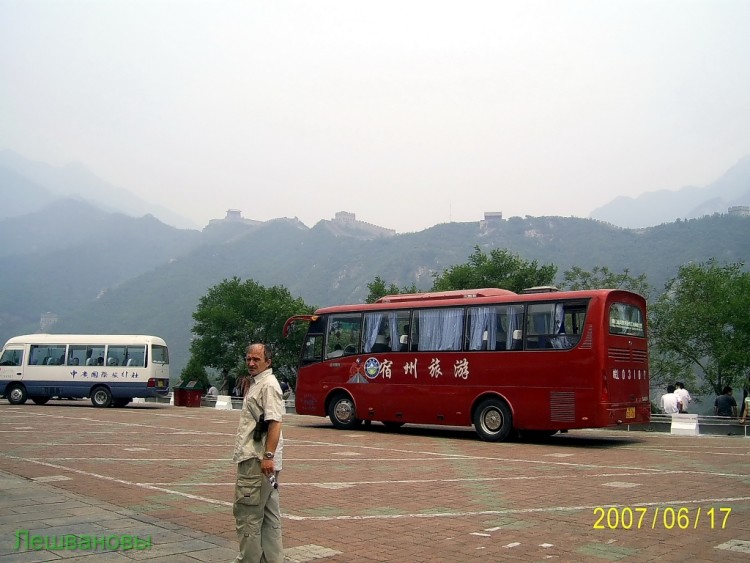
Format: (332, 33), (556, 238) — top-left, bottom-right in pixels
(0, 402), (748, 561)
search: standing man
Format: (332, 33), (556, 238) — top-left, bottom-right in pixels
(233, 343), (284, 563)
(660, 385), (681, 414)
(674, 382), (692, 413)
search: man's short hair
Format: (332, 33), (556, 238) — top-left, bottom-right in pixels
(245, 342), (273, 363)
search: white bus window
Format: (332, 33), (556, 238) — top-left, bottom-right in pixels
(0, 348), (23, 366)
(123, 346), (146, 367)
(106, 346), (126, 366)
(30, 345), (67, 365)
(152, 345), (169, 364)
(86, 346), (106, 366)
(68, 345), (88, 366)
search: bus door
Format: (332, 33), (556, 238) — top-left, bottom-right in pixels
(149, 344), (170, 390)
(323, 313), (364, 385)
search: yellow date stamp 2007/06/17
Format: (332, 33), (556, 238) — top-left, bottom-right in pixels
(593, 506), (732, 530)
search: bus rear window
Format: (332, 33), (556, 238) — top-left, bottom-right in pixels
(609, 303), (645, 337)
(152, 345), (169, 364)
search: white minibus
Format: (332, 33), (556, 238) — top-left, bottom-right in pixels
(0, 334), (170, 407)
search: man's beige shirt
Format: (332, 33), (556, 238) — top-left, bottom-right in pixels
(232, 368), (285, 470)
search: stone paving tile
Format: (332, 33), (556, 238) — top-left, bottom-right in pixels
(1, 403), (749, 561)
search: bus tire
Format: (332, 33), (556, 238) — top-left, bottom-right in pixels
(473, 398), (513, 442)
(31, 396), (51, 405)
(91, 386), (112, 408)
(328, 393), (361, 429)
(6, 383), (28, 405)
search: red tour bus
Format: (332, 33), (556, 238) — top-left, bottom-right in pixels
(284, 287), (650, 441)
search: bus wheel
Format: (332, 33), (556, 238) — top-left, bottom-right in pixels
(6, 383), (28, 405)
(31, 396), (51, 405)
(473, 398), (513, 442)
(91, 386), (112, 408)
(328, 393), (361, 429)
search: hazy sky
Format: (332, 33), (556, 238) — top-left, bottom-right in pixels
(2, 1), (749, 233)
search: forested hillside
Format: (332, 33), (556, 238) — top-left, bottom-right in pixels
(1, 208), (747, 376)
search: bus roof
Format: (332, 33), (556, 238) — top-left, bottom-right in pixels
(3, 334), (168, 347)
(312, 288), (644, 315)
(376, 288), (516, 303)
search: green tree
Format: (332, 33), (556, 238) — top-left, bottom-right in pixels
(190, 277), (313, 389)
(649, 260), (750, 395)
(432, 246), (557, 292)
(561, 266), (651, 299)
(365, 275), (419, 303)
(558, 266), (682, 389)
(179, 355), (211, 390)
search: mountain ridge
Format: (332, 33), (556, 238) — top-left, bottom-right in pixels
(590, 155), (750, 227)
(2, 150), (749, 375)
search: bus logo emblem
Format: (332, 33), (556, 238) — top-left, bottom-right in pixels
(364, 358), (380, 379)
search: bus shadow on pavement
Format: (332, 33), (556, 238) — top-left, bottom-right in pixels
(305, 420), (645, 447)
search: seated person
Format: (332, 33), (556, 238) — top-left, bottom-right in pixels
(371, 334), (389, 353)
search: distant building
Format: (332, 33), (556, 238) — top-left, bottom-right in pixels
(728, 206), (749, 217)
(40, 312), (58, 332)
(334, 211), (357, 224)
(207, 209), (261, 227)
(480, 211), (503, 231)
(327, 211), (395, 239)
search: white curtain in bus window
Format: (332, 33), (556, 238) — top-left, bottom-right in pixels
(467, 307), (498, 350)
(506, 306), (523, 350)
(551, 303), (573, 349)
(527, 304), (556, 349)
(417, 308), (463, 351)
(363, 311), (409, 353)
(362, 312), (383, 353)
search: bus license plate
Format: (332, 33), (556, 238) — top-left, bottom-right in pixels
(626, 407), (635, 419)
